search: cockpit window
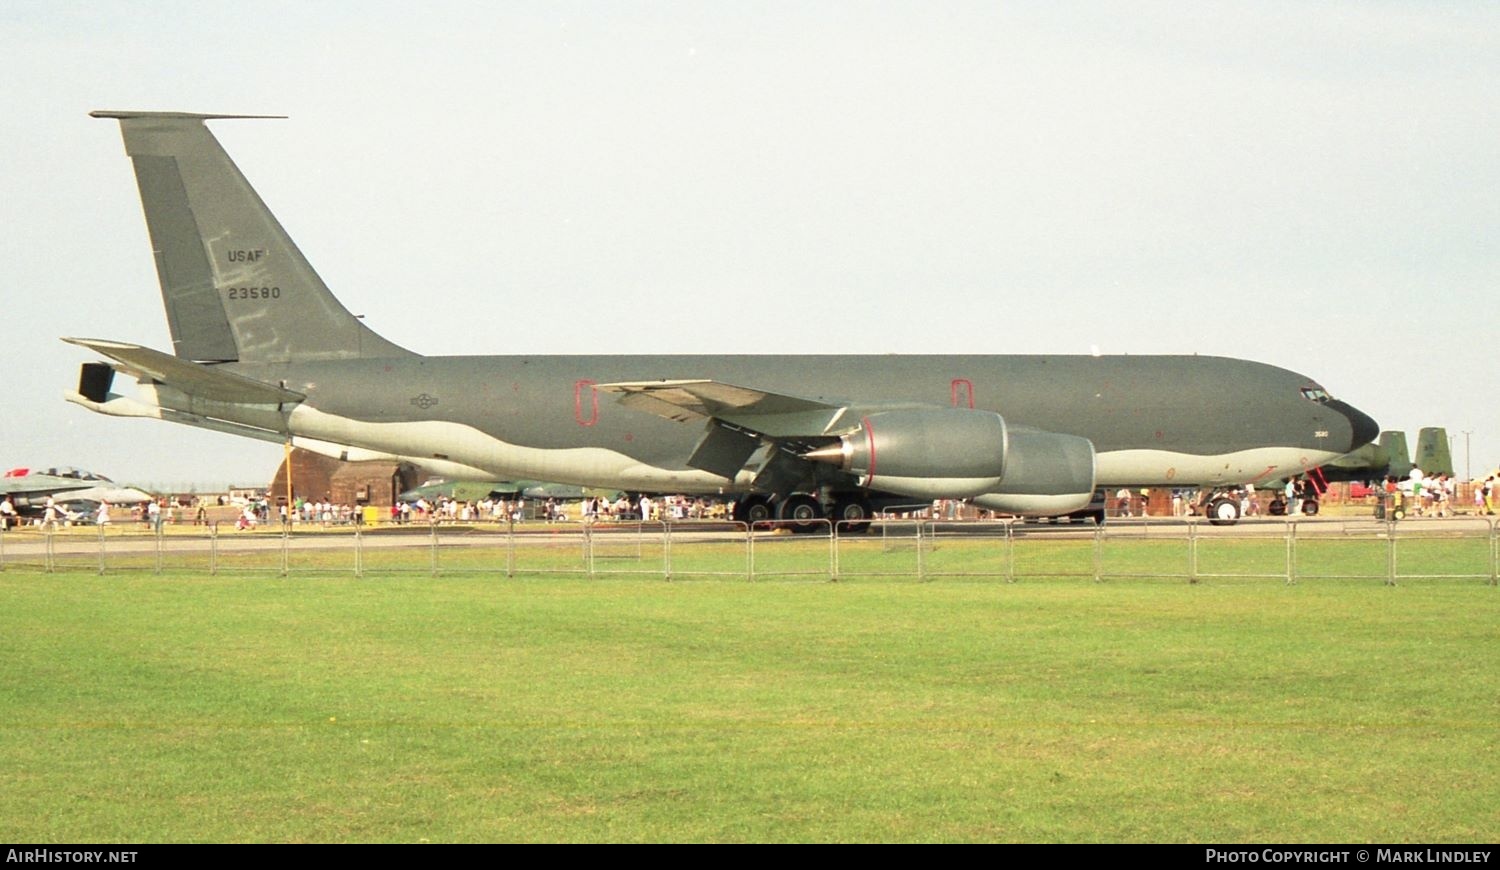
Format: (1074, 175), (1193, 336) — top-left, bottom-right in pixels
(42, 467), (107, 481)
(1300, 387), (1331, 403)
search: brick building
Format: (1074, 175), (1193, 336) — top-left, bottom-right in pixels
(268, 448), (419, 508)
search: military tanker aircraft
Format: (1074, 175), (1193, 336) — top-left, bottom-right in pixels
(65, 111), (1379, 529)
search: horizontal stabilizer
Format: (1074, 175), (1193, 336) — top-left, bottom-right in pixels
(65, 389), (290, 445)
(63, 338), (305, 405)
(89, 110), (286, 121)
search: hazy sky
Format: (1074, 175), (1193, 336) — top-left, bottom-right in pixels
(3, 1), (1497, 489)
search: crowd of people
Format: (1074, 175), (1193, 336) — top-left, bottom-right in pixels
(218, 474), (1500, 527)
(1381, 471), (1458, 517)
(1128, 469), (1491, 520)
(8, 470), (1500, 532)
(578, 494), (727, 523)
(389, 496), (520, 524)
(368, 493), (729, 526)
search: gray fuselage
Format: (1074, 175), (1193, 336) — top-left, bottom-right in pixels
(220, 352), (1375, 495)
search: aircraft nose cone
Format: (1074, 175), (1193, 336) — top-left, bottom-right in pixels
(1330, 400), (1379, 451)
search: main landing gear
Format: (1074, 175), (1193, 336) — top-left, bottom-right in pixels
(732, 495), (774, 525)
(731, 493), (872, 534)
(777, 493), (823, 532)
(828, 495), (873, 534)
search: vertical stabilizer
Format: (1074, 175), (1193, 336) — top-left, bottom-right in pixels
(92, 110), (411, 363)
(1379, 431), (1413, 479)
(1414, 427), (1454, 477)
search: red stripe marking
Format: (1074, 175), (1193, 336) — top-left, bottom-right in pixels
(1247, 465), (1278, 484)
(862, 416), (877, 485)
(950, 378), (974, 409)
(574, 379), (598, 427)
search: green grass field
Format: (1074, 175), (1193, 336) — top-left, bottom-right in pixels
(0, 562), (1495, 842)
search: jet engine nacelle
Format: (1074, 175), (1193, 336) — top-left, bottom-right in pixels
(804, 408), (1098, 512)
(972, 425), (1097, 516)
(809, 408), (1010, 499)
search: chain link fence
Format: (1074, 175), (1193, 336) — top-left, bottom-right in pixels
(3, 516), (1497, 585)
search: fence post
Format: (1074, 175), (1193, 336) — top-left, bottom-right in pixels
(354, 525), (363, 578)
(747, 523), (756, 582)
(915, 522), (926, 582)
(429, 521), (439, 578)
(1187, 519), (1198, 584)
(580, 521), (590, 579)
(1092, 525), (1103, 583)
(585, 522), (596, 580)
(1005, 520), (1016, 583)
(664, 521), (673, 582)
(1482, 516), (1494, 585)
(279, 525), (289, 577)
(1285, 519), (1297, 585)
(824, 520), (835, 582)
(209, 524), (218, 575)
(97, 524), (106, 576)
(1385, 519), (1397, 586)
(832, 520), (841, 582)
(506, 521), (515, 579)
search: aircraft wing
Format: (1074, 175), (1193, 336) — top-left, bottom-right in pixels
(596, 379), (849, 436)
(597, 379), (864, 485)
(0, 477), (83, 497)
(64, 338), (305, 405)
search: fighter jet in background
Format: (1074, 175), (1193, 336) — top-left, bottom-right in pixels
(396, 478), (595, 505)
(1307, 428), (1450, 487)
(65, 111), (1378, 528)
(0, 466), (152, 518)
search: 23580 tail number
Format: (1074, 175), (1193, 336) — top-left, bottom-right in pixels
(226, 287), (281, 300)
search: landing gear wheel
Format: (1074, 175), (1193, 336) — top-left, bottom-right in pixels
(830, 495), (873, 534)
(1207, 497), (1241, 527)
(734, 495), (774, 526)
(778, 493), (825, 534)
(1301, 499), (1319, 517)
